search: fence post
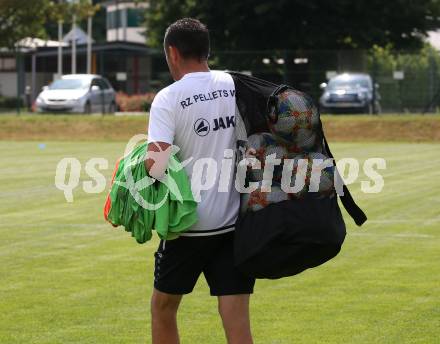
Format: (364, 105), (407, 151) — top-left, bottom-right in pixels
(15, 50), (25, 115)
(428, 51), (436, 113)
(372, 53), (378, 114)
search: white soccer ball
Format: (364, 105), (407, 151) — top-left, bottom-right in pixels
(241, 185), (289, 213)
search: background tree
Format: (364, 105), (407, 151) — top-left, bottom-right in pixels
(0, 0), (49, 50)
(45, 0), (106, 43)
(145, 0), (440, 51)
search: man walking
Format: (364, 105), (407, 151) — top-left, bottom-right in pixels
(145, 18), (255, 344)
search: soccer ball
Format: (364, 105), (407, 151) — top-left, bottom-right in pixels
(294, 128), (318, 152)
(280, 154), (310, 199)
(268, 90), (321, 152)
(246, 133), (287, 183)
(307, 152), (335, 197)
(241, 185), (289, 213)
(281, 152), (335, 199)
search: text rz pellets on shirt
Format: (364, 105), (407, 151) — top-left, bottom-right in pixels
(180, 89), (236, 109)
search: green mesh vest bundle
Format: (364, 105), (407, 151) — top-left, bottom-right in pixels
(104, 142), (198, 243)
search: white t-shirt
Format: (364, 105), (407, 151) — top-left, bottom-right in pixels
(147, 70), (239, 236)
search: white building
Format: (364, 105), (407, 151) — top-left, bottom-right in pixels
(427, 30), (440, 51)
(102, 1), (148, 43)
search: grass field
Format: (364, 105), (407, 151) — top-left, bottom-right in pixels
(1, 115), (439, 343)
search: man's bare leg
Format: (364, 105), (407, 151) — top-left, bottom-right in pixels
(151, 288), (183, 344)
(218, 294), (253, 344)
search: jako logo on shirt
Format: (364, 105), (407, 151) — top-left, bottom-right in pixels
(194, 118), (210, 136)
(193, 116), (235, 137)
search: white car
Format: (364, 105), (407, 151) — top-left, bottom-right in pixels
(35, 74), (117, 114)
(319, 73), (381, 114)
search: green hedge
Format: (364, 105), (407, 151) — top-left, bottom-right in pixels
(0, 96), (23, 109)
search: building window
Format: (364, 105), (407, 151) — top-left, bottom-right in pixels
(107, 7), (144, 30)
(127, 8), (144, 27)
(107, 9), (122, 29)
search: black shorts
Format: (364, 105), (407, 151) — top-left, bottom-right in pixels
(153, 231), (255, 296)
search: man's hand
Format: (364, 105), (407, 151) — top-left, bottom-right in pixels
(145, 142), (172, 179)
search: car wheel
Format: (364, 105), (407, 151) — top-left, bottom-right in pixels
(83, 101), (91, 115)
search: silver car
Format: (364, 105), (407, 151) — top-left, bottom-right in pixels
(319, 73), (381, 114)
(35, 74), (117, 114)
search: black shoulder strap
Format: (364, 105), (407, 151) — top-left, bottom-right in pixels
(266, 84), (289, 123)
(322, 134), (367, 226)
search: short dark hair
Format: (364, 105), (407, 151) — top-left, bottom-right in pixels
(164, 18), (210, 61)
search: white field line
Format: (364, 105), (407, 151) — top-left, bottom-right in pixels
(363, 216), (440, 227)
(366, 218), (440, 223)
(362, 160), (440, 180)
(333, 150), (440, 165)
(349, 232), (435, 239)
(353, 183), (439, 207)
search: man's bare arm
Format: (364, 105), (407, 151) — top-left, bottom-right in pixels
(145, 141), (172, 179)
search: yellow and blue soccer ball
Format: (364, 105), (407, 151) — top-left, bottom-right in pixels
(268, 90), (321, 152)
